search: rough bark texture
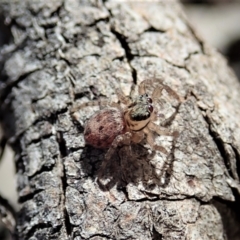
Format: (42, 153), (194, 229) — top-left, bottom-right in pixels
(0, 0), (240, 239)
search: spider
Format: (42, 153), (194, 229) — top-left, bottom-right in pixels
(71, 79), (181, 162)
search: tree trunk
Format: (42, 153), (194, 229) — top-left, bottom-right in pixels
(1, 0), (240, 239)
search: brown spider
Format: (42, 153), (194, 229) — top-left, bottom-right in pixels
(71, 79), (180, 161)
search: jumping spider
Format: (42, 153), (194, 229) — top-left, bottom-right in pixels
(71, 79), (180, 162)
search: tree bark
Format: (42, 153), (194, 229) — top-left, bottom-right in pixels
(1, 0), (240, 239)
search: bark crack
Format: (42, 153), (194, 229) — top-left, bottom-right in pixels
(28, 163), (56, 180)
(0, 68), (42, 103)
(104, 6), (138, 86)
(164, 58), (191, 74)
(18, 189), (44, 204)
(86, 17), (110, 27)
(110, 28), (137, 85)
(6, 106), (69, 148)
(231, 144), (240, 179)
(183, 19), (205, 55)
(188, 91), (235, 180)
(89, 233), (112, 239)
(26, 223), (62, 240)
(56, 131), (72, 237)
(204, 114), (235, 179)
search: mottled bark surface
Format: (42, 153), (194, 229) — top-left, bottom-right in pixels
(0, 0), (240, 239)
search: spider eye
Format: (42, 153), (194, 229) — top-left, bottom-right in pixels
(147, 97), (152, 103)
(148, 105), (153, 112)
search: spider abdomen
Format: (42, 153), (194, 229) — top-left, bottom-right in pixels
(84, 108), (126, 149)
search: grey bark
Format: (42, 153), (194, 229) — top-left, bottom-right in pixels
(0, 0), (240, 239)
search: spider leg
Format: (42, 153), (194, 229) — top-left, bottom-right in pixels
(143, 127), (168, 155)
(104, 132), (132, 161)
(109, 102), (123, 110)
(71, 99), (108, 113)
(159, 110), (179, 127)
(131, 131), (145, 144)
(138, 80), (147, 95)
(148, 122), (178, 137)
(139, 79), (181, 102)
(115, 88), (132, 106)
(152, 83), (181, 102)
(139, 79), (163, 96)
(97, 132), (132, 187)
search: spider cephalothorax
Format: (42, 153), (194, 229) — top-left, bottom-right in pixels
(125, 94), (153, 131)
(72, 79), (181, 160)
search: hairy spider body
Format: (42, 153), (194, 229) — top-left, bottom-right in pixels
(72, 79), (180, 161)
(84, 108), (126, 149)
(84, 93), (154, 149)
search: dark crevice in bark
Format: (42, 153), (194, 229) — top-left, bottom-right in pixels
(132, 65), (137, 85)
(56, 131), (72, 236)
(231, 188), (240, 222)
(210, 132), (234, 179)
(185, 21), (205, 55)
(25, 223), (61, 240)
(23, 224), (49, 240)
(39, 19), (58, 30)
(0, 193), (16, 220)
(87, 17), (110, 27)
(110, 28), (137, 85)
(152, 226), (163, 240)
(203, 114), (234, 179)
(57, 132), (68, 158)
(212, 195), (240, 216)
(177, 8), (204, 55)
(117, 183), (129, 200)
(31, 95), (50, 104)
(24, 133), (53, 146)
(89, 233), (112, 239)
(72, 119), (84, 135)
(29, 108), (68, 130)
(164, 59), (191, 74)
(131, 195), (204, 203)
(90, 85), (107, 99)
(49, 2), (63, 19)
(28, 163), (56, 180)
(63, 207), (72, 237)
(18, 189), (44, 204)
(68, 146), (85, 153)
(188, 92), (235, 180)
(0, 68), (41, 103)
(231, 144), (240, 180)
(51, 224), (63, 236)
(8, 111), (64, 147)
(112, 56), (124, 61)
(0, 14), (13, 47)
(184, 51), (200, 61)
(212, 195), (240, 239)
(74, 91), (92, 101)
(224, 143), (239, 181)
(143, 26), (165, 34)
(59, 32), (71, 44)
(130, 197), (161, 203)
